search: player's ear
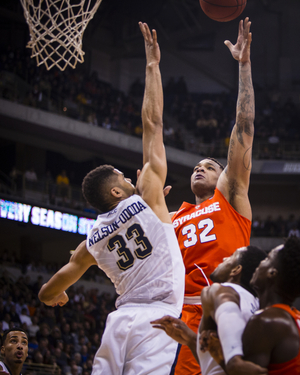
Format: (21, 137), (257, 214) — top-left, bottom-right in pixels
(111, 186), (122, 198)
(230, 264), (242, 277)
(1, 345), (5, 356)
(267, 267), (278, 279)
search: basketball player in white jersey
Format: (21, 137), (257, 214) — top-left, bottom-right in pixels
(0, 328), (28, 375)
(151, 246), (268, 375)
(38, 22), (185, 375)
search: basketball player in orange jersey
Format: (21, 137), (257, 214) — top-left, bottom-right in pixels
(200, 236), (300, 375)
(236, 236), (300, 375)
(171, 17), (254, 375)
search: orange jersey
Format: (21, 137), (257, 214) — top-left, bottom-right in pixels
(268, 304), (300, 375)
(172, 188), (251, 298)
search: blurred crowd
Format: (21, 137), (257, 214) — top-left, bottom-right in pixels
(0, 250), (109, 284)
(0, 266), (115, 375)
(252, 213), (300, 238)
(1, 46), (300, 159)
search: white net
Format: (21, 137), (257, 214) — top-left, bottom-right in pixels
(20, 0), (103, 71)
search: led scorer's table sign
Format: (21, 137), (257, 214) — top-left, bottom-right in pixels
(0, 199), (96, 236)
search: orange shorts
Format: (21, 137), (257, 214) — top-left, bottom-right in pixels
(173, 304), (203, 375)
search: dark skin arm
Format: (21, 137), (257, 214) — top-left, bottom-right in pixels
(242, 307), (300, 368)
(200, 284), (268, 375)
(217, 17), (254, 221)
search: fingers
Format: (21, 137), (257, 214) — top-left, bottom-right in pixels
(139, 22), (151, 42)
(150, 315), (176, 324)
(163, 185), (172, 197)
(238, 18), (244, 37)
(152, 28), (157, 46)
(224, 40), (233, 51)
(151, 324), (167, 331)
(139, 21), (157, 45)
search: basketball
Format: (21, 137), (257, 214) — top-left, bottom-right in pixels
(200, 0), (247, 22)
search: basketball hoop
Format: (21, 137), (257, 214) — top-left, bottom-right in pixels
(20, 0), (103, 71)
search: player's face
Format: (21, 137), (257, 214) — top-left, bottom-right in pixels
(191, 159), (222, 196)
(210, 247), (246, 283)
(250, 245), (283, 291)
(113, 169), (135, 197)
(1, 331), (28, 364)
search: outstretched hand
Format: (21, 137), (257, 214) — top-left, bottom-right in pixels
(224, 17), (252, 64)
(151, 315), (196, 346)
(139, 22), (160, 66)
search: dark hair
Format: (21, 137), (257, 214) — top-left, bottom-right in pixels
(82, 165), (116, 213)
(200, 157), (225, 171)
(277, 236), (300, 299)
(239, 246), (267, 296)
(1, 328), (28, 346)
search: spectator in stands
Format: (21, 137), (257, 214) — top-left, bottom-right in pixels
(61, 323), (74, 346)
(24, 167), (37, 187)
(8, 305), (22, 327)
(87, 112), (98, 126)
(163, 121), (175, 146)
(56, 169), (70, 186)
(40, 308), (56, 329)
(48, 325), (62, 349)
(27, 316), (40, 338)
(33, 349), (44, 364)
(56, 170), (70, 203)
(288, 223), (300, 237)
(101, 116), (111, 129)
(0, 328), (28, 375)
(37, 337), (49, 359)
(2, 313), (11, 331)
(36, 323), (51, 342)
(53, 346), (69, 370)
(19, 307), (32, 327)
(15, 297), (29, 316)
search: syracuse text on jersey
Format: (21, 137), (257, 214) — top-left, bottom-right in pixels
(88, 200), (147, 246)
(173, 202), (221, 228)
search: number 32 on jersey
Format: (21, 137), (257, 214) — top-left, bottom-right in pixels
(182, 218), (216, 248)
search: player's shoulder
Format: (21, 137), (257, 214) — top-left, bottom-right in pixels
(203, 283), (238, 300)
(249, 306), (292, 330)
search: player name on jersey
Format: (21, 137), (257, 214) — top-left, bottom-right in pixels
(173, 202), (221, 228)
(88, 200), (147, 246)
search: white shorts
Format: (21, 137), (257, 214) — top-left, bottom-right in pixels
(92, 302), (180, 375)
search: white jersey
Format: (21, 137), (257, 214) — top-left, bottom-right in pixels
(0, 360), (19, 374)
(197, 283), (259, 375)
(87, 194), (185, 313)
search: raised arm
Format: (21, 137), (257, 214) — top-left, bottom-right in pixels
(38, 241), (97, 306)
(217, 18), (254, 221)
(137, 22), (170, 223)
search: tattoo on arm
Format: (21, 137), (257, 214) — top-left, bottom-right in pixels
(236, 69), (254, 147)
(243, 147), (252, 170)
(228, 138), (234, 167)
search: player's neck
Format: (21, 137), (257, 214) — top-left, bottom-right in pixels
(195, 191), (214, 205)
(258, 289), (294, 309)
